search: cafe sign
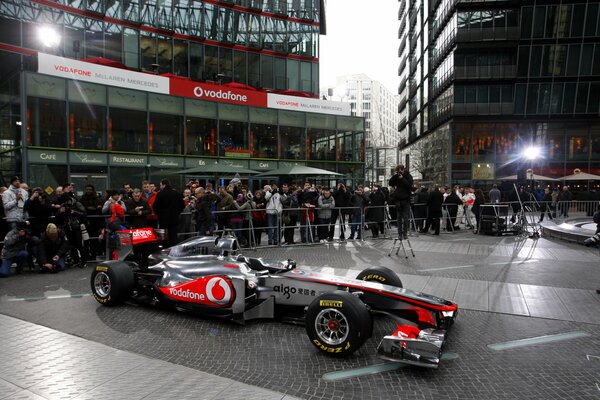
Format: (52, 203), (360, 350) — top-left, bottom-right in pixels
(249, 160), (274, 171)
(185, 157), (218, 168)
(28, 149), (67, 164)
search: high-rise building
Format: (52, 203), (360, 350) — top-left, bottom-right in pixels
(324, 74), (400, 185)
(398, 1), (600, 188)
(0, 0), (365, 191)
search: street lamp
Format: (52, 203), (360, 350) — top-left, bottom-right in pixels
(522, 146), (541, 189)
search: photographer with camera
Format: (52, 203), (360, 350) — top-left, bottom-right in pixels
(0, 221), (34, 277)
(23, 187), (53, 237)
(38, 223), (69, 273)
(388, 165), (414, 240)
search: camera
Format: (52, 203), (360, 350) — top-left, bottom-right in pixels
(584, 233), (600, 247)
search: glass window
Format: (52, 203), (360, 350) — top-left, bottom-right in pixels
(64, 17), (85, 60)
(557, 5), (572, 38)
(514, 84), (526, 114)
(287, 59), (299, 91)
(585, 3), (599, 36)
(233, 50), (247, 84)
(109, 108), (147, 152)
(567, 129), (589, 161)
(465, 86), (476, 103)
(150, 113), (183, 154)
(248, 52), (260, 87)
(545, 6), (558, 38)
(218, 103), (247, 122)
(219, 120), (249, 155)
(575, 82), (589, 113)
(550, 83), (563, 114)
(526, 84), (539, 114)
(274, 57), (286, 90)
(477, 86), (488, 104)
(541, 45), (551, 77)
(562, 83), (576, 114)
(546, 126), (565, 161)
(186, 117), (217, 156)
(521, 7), (533, 38)
(85, 19), (104, 58)
(250, 123), (277, 158)
(517, 46), (530, 76)
(580, 44), (593, 76)
(278, 110), (305, 127)
(300, 61), (311, 92)
(190, 43), (203, 81)
(570, 4), (585, 37)
(553, 45), (567, 76)
(496, 125), (519, 161)
(472, 124), (494, 161)
(219, 47), (233, 80)
(27, 98), (67, 147)
(532, 6), (546, 38)
(452, 124), (471, 161)
(566, 45), (580, 76)
(69, 102), (106, 150)
(530, 46), (542, 77)
(589, 83), (600, 114)
(538, 84), (551, 114)
(173, 39), (188, 77)
(593, 44), (600, 76)
(307, 128), (336, 161)
(157, 35), (172, 74)
(204, 45), (219, 81)
(280, 125), (305, 159)
(140, 32), (156, 72)
(233, 11), (248, 46)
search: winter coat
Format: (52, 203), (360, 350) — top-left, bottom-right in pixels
(318, 195), (335, 219)
(427, 189), (444, 218)
(3, 186), (28, 222)
(38, 230), (69, 264)
(1, 229), (29, 259)
(153, 186), (185, 226)
(366, 189), (386, 222)
(388, 171), (414, 204)
(265, 191), (286, 215)
(125, 197), (152, 228)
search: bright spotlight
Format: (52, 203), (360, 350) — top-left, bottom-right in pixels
(38, 26), (61, 48)
(522, 146), (540, 160)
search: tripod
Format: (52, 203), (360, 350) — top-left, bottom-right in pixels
(513, 183), (541, 239)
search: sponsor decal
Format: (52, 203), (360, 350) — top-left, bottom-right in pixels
(312, 339), (350, 353)
(116, 227), (158, 245)
(267, 94), (351, 116)
(159, 276), (234, 306)
(95, 266), (108, 272)
(273, 284), (316, 299)
(319, 300), (343, 308)
(361, 274), (387, 283)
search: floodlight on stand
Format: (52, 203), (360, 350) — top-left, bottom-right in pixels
(522, 146), (540, 160)
(38, 26), (61, 48)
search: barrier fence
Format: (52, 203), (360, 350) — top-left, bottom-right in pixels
(2, 200), (599, 259)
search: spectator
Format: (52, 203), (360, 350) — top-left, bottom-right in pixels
(252, 190), (267, 245)
(558, 186), (573, 217)
(281, 185), (299, 245)
(462, 187), (476, 229)
(153, 179), (185, 247)
(0, 187), (8, 241)
(332, 182), (351, 241)
(473, 188), (485, 233)
(216, 185), (234, 234)
(49, 186), (64, 215)
(232, 192), (255, 246)
(539, 188), (553, 222)
(317, 187), (335, 242)
(122, 183), (134, 199)
(444, 189), (462, 231)
(56, 194), (88, 267)
(194, 187), (213, 236)
(422, 185), (444, 235)
(102, 190), (127, 216)
(413, 187), (429, 232)
(265, 184), (286, 245)
(489, 184), (501, 204)
(38, 223), (69, 273)
(389, 165), (413, 240)
(551, 187), (559, 218)
(125, 189), (151, 228)
(368, 184), (387, 238)
(299, 182), (318, 243)
(349, 186), (368, 240)
(3, 176), (29, 230)
(142, 180), (158, 228)
(80, 184), (104, 259)
(0, 221), (34, 277)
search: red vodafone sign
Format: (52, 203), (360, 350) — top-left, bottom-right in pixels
(170, 80), (267, 107)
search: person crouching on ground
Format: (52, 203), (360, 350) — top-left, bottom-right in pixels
(38, 223), (69, 273)
(0, 221), (34, 277)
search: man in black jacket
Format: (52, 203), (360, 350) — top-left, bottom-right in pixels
(421, 185), (443, 235)
(153, 179), (185, 247)
(388, 165), (414, 240)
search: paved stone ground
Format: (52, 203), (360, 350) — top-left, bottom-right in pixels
(0, 231), (599, 399)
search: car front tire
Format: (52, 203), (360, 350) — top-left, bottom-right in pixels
(90, 261), (134, 306)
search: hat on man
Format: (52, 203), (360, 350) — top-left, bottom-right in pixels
(16, 221), (29, 231)
(10, 176), (20, 184)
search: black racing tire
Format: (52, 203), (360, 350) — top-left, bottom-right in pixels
(305, 291), (372, 357)
(90, 261), (135, 306)
(356, 266), (403, 288)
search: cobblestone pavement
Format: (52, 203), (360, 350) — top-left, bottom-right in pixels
(1, 232), (599, 399)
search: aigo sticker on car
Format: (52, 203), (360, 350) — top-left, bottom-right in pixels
(159, 276), (234, 307)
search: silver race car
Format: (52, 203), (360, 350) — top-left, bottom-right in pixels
(91, 230), (457, 368)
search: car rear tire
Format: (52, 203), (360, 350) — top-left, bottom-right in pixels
(305, 291), (372, 357)
(356, 266), (403, 288)
(90, 261), (134, 306)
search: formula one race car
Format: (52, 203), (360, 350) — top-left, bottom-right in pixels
(91, 229), (457, 368)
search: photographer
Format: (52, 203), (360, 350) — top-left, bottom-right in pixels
(24, 187), (53, 237)
(388, 165), (414, 240)
(38, 223), (69, 273)
(56, 195), (88, 267)
(0, 221), (34, 277)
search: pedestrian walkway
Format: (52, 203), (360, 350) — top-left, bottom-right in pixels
(0, 314), (300, 400)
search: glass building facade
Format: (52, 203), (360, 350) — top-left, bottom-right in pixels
(398, 0), (600, 188)
(0, 0), (365, 191)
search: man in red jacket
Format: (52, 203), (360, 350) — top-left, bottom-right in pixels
(142, 180), (158, 228)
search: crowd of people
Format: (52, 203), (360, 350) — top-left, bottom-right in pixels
(0, 168), (597, 279)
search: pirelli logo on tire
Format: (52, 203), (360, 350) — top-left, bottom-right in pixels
(95, 266), (108, 272)
(319, 300), (343, 308)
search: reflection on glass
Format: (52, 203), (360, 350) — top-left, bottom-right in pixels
(250, 123), (277, 158)
(150, 113), (182, 154)
(280, 126), (305, 160)
(109, 108), (147, 152)
(27, 98), (67, 148)
(219, 120), (248, 156)
(186, 117), (217, 156)
(69, 102), (106, 150)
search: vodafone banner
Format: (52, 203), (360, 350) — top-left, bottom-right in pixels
(38, 53), (169, 94)
(267, 94), (351, 116)
(169, 79), (267, 107)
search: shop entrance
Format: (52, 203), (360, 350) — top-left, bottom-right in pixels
(70, 174), (108, 197)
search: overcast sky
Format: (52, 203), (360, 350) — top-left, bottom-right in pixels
(319, 0), (400, 93)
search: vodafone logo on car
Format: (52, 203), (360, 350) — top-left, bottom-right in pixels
(159, 276), (234, 307)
